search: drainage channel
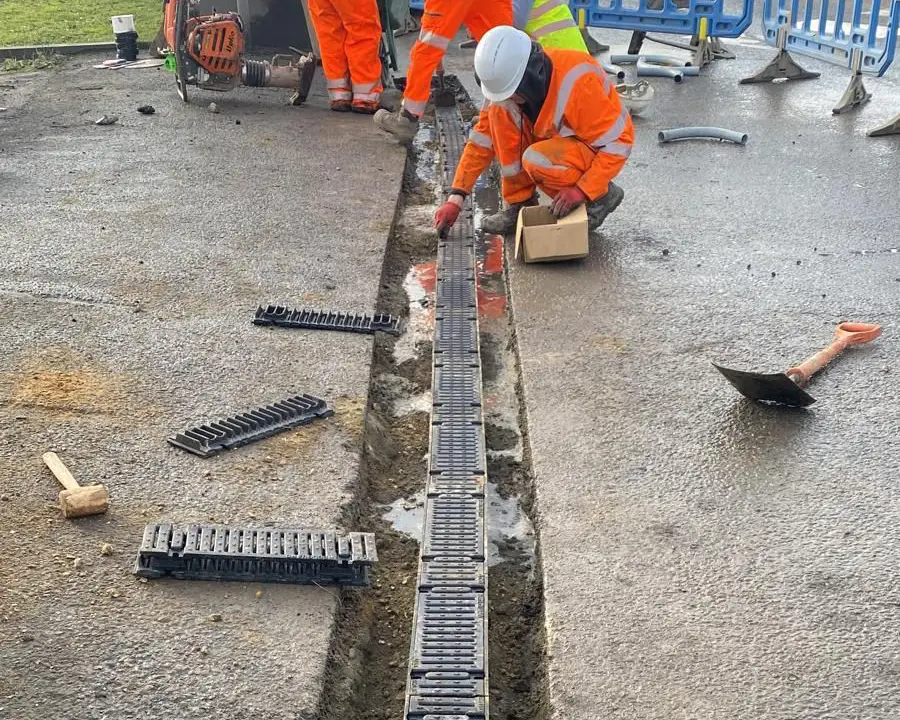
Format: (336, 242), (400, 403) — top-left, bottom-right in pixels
(316, 91), (550, 720)
(402, 103), (490, 719)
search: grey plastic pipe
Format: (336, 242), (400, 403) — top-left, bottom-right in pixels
(637, 58), (700, 76)
(636, 62), (684, 82)
(657, 126), (749, 145)
(609, 53), (640, 65)
(610, 53), (693, 67)
(599, 58), (626, 79)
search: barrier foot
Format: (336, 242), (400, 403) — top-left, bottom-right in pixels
(627, 31), (646, 56)
(706, 37), (736, 61)
(581, 27), (610, 54)
(832, 72), (872, 114)
(740, 50), (821, 84)
(867, 113), (900, 137)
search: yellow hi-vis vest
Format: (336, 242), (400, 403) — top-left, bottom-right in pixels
(515, 0), (589, 53)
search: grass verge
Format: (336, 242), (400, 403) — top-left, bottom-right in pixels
(0, 0), (162, 47)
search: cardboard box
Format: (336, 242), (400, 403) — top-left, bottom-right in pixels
(513, 204), (589, 263)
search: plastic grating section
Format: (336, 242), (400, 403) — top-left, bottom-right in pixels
(134, 523), (377, 586)
(404, 105), (491, 720)
(167, 394), (333, 458)
(254, 305), (402, 336)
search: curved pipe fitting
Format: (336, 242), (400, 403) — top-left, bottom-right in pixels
(636, 60), (684, 83)
(599, 58), (626, 80)
(657, 126), (749, 145)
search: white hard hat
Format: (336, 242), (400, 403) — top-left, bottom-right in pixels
(473, 26), (533, 103)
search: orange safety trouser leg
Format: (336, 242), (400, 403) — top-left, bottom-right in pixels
(522, 137), (627, 199)
(462, 0), (513, 43)
(333, 0), (384, 103)
(402, 0), (511, 117)
(307, 0), (351, 102)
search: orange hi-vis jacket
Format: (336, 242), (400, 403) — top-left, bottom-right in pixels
(451, 47), (634, 204)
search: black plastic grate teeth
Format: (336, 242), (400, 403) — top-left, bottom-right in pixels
(254, 305), (402, 336)
(405, 104), (492, 720)
(133, 523), (377, 585)
(167, 394), (333, 458)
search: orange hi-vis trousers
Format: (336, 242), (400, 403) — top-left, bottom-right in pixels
(307, 0), (384, 105)
(402, 0), (512, 117)
(521, 137), (627, 199)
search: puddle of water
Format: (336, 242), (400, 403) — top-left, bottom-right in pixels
(393, 263), (435, 366)
(382, 483), (535, 569)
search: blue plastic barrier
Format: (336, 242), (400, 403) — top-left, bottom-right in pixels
(742, 0), (900, 114)
(760, 0), (899, 75)
(409, 0), (424, 11)
(568, 0), (753, 39)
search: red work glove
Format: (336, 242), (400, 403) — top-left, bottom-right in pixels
(434, 195), (464, 237)
(550, 186), (588, 218)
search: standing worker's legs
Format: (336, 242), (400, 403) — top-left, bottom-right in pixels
(307, 0), (352, 111)
(375, 0), (511, 142)
(522, 137), (627, 229)
(333, 0), (384, 114)
(462, 1), (513, 47)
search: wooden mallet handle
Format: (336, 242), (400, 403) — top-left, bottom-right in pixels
(42, 452), (81, 491)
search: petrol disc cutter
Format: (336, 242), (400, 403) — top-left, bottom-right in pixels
(713, 322), (882, 407)
(163, 0), (318, 105)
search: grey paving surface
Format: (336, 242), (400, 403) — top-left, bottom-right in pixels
(448, 20), (900, 720)
(0, 56), (405, 719)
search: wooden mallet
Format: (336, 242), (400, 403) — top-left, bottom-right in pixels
(42, 451), (109, 518)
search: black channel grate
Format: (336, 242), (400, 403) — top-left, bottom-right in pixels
(404, 104), (491, 719)
(167, 394), (333, 458)
(254, 305), (402, 336)
(134, 523), (377, 586)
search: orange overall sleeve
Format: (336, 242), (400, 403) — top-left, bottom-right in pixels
(450, 108), (496, 195)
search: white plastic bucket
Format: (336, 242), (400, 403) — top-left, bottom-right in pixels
(111, 15), (136, 34)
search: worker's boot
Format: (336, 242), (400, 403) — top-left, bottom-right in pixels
(480, 195), (539, 235)
(352, 98), (380, 115)
(331, 100), (352, 112)
(586, 182), (625, 232)
(374, 108), (419, 143)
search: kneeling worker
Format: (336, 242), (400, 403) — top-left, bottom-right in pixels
(434, 26), (633, 236)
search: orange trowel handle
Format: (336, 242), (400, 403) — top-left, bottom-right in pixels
(787, 322), (882, 385)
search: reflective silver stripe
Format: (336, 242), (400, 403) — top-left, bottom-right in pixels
(500, 101), (523, 129)
(469, 129), (493, 149)
(327, 77), (350, 89)
(402, 97), (428, 116)
(600, 141), (632, 158)
(522, 146), (569, 171)
(528, 0), (568, 22)
(329, 90), (352, 101)
(501, 161), (523, 177)
(352, 81), (378, 93)
(554, 62), (610, 130)
(590, 109), (629, 149)
(419, 29), (451, 50)
(354, 92), (380, 103)
(559, 123), (576, 138)
(531, 17), (578, 39)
